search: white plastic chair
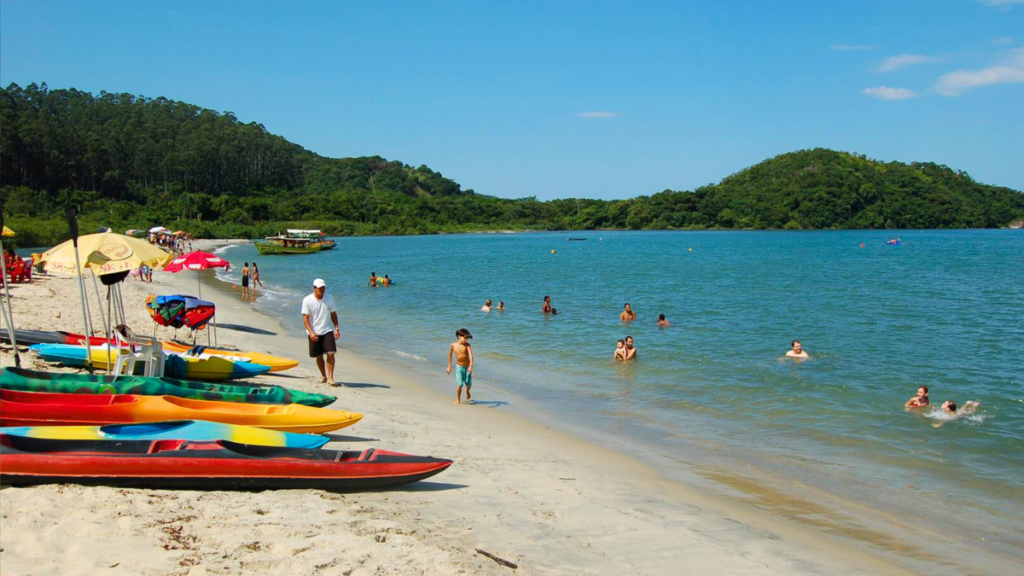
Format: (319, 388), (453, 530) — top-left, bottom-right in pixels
(110, 329), (166, 380)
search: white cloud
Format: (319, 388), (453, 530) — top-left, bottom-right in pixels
(576, 112), (620, 118)
(830, 45), (877, 51)
(993, 37), (1015, 45)
(935, 48), (1024, 95)
(980, 0), (1024, 6)
(877, 54), (937, 72)
(861, 86), (919, 100)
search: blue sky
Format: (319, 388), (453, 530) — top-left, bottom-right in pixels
(2, 0), (1022, 199)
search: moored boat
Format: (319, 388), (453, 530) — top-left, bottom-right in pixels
(254, 235), (321, 255)
(0, 421), (330, 449)
(1, 367), (335, 407)
(287, 229), (335, 250)
(0, 389), (362, 433)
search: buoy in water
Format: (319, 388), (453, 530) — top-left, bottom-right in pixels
(551, 250), (556, 254)
(688, 248), (693, 252)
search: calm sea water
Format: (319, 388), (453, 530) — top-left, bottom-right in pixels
(216, 230), (1023, 562)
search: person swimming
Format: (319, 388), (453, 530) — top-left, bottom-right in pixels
(940, 400), (980, 415)
(657, 313), (670, 327)
(623, 336), (637, 361)
(542, 295), (552, 314)
(905, 386), (930, 408)
(785, 340), (809, 359)
(620, 303), (636, 322)
(481, 299), (492, 312)
(368, 271), (378, 287)
(497, 301), (505, 311)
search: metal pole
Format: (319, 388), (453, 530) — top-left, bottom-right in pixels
(0, 233), (22, 367)
(92, 270), (110, 344)
(67, 208), (94, 373)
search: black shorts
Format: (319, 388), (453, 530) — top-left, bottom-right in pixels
(241, 276), (249, 287)
(309, 331), (337, 357)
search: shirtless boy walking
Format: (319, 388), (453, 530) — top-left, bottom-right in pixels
(447, 328), (475, 405)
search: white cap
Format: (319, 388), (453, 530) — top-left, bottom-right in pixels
(312, 278), (326, 288)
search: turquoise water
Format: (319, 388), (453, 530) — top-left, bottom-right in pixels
(217, 230), (1023, 561)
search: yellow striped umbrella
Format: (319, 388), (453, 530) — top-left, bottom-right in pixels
(38, 232), (174, 277)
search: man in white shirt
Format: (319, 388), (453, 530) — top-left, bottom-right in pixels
(301, 278), (340, 385)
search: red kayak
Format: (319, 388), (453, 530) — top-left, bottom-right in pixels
(0, 435), (453, 490)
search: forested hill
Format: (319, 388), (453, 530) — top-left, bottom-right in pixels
(2, 82), (1022, 245)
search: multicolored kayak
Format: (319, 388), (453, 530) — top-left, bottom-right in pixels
(30, 344), (271, 381)
(0, 389), (362, 434)
(159, 342), (300, 373)
(0, 421), (329, 449)
(0, 367), (335, 407)
(0, 435), (452, 490)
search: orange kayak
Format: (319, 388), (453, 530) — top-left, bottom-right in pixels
(0, 389), (361, 434)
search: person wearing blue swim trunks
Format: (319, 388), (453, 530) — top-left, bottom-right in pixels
(446, 328), (474, 405)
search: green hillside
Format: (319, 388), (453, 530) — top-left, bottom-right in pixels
(2, 83), (1022, 245)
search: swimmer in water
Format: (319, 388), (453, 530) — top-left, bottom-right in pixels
(481, 299), (492, 312)
(657, 313), (670, 327)
(614, 339), (626, 361)
(623, 336), (637, 361)
(620, 303), (637, 322)
(542, 295), (553, 314)
(905, 386), (930, 408)
(497, 301), (505, 311)
(940, 400), (980, 415)
(785, 340), (809, 359)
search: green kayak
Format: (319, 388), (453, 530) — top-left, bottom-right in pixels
(0, 367), (336, 408)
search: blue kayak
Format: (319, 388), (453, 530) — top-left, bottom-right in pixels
(30, 344), (272, 381)
(0, 421), (329, 449)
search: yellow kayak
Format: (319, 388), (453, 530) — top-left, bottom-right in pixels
(159, 342), (299, 373)
(33, 345), (271, 381)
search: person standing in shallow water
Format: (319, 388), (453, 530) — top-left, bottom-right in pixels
(241, 262), (250, 300)
(905, 386), (929, 408)
(542, 295), (553, 314)
(786, 340), (809, 359)
(252, 261), (263, 291)
(623, 336), (638, 361)
(620, 303), (636, 322)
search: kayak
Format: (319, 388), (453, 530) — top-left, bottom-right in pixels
(1, 329), (70, 346)
(159, 342), (299, 373)
(0, 435), (452, 490)
(0, 367), (336, 407)
(30, 344), (271, 381)
(0, 421), (329, 449)
(54, 335), (299, 373)
(0, 389), (362, 434)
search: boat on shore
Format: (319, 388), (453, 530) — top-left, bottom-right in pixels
(254, 235), (322, 255)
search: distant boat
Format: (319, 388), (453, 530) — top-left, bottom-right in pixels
(286, 229), (335, 250)
(254, 235), (322, 255)
(567, 237), (588, 241)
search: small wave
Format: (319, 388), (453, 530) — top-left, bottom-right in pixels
(393, 350), (431, 364)
(212, 244), (240, 255)
(480, 351), (518, 361)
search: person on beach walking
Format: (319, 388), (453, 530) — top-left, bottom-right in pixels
(447, 328), (474, 405)
(302, 278), (341, 386)
(241, 262), (250, 300)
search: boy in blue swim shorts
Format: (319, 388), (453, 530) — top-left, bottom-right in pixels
(446, 328), (474, 405)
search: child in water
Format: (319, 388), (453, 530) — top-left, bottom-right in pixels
(614, 339), (626, 361)
(905, 386), (930, 408)
(446, 328), (474, 405)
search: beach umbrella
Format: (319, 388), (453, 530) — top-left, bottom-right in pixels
(161, 250), (229, 346)
(149, 226), (169, 234)
(2, 225), (13, 237)
(162, 251), (229, 298)
(39, 232), (174, 277)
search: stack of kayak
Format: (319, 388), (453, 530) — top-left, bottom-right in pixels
(146, 294), (216, 331)
(0, 367), (453, 490)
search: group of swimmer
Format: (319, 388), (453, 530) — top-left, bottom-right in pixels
(905, 385), (980, 418)
(480, 300), (505, 312)
(367, 271), (393, 287)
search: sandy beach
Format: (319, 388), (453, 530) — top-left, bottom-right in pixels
(0, 241), (1013, 576)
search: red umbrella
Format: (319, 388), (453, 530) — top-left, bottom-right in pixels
(162, 251), (230, 298)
